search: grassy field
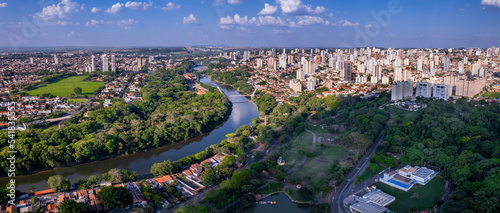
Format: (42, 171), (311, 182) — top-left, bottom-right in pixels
(356, 163), (385, 184)
(67, 99), (87, 103)
(482, 91), (500, 99)
(283, 130), (348, 186)
(375, 177), (445, 212)
(27, 76), (104, 97)
(282, 131), (313, 165)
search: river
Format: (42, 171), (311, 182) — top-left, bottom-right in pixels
(241, 193), (309, 213)
(0, 77), (260, 192)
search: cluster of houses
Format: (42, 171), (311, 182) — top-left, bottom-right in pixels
(153, 154), (225, 196)
(0, 187), (110, 213)
(0, 154), (226, 213)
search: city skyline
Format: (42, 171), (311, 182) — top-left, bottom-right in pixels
(0, 0), (500, 48)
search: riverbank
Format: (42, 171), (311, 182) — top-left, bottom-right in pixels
(240, 192), (310, 213)
(0, 78), (260, 192)
(1, 84), (232, 179)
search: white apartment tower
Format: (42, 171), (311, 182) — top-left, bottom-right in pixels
(433, 84), (450, 100)
(101, 54), (109, 72)
(416, 81), (432, 98)
(111, 55), (116, 72)
(91, 55), (96, 72)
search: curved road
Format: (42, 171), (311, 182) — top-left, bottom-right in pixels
(331, 129), (386, 213)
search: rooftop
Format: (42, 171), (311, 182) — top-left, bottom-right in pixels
(413, 167), (435, 179)
(350, 201), (388, 213)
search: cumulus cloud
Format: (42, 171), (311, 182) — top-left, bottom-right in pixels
(106, 3), (125, 14)
(0, 3), (7, 8)
(273, 29), (292, 34)
(276, 0), (326, 15)
(48, 20), (80, 26)
(162, 2), (181, 10)
(86, 19), (138, 29)
(91, 7), (101, 13)
(35, 0), (81, 21)
(258, 3), (278, 15)
(215, 0), (245, 5)
(481, 0), (500, 8)
(295, 16), (324, 26)
(67, 31), (80, 37)
(218, 14), (287, 29)
(125, 1), (153, 10)
(330, 20), (360, 27)
(183, 14), (199, 24)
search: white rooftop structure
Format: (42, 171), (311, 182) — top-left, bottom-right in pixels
(362, 189), (396, 207)
(411, 167), (436, 185)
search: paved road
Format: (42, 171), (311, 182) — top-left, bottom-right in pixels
(331, 129), (386, 213)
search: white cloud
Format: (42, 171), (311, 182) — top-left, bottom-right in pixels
(48, 20), (80, 26)
(332, 20), (359, 27)
(276, 0), (326, 15)
(67, 31), (80, 37)
(86, 19), (138, 29)
(117, 18), (138, 26)
(162, 2), (181, 10)
(218, 14), (287, 28)
(258, 3), (278, 16)
(35, 0), (81, 21)
(183, 14), (199, 24)
(365, 24), (373, 28)
(481, 0), (500, 8)
(125, 1), (153, 10)
(295, 16), (324, 26)
(215, 0), (245, 5)
(257, 16), (286, 25)
(273, 29), (292, 34)
(0, 3), (7, 8)
(91, 7), (101, 13)
(106, 3), (125, 14)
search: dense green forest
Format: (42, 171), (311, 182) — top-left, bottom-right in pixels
(0, 69), (231, 175)
(381, 100), (500, 212)
(205, 62), (255, 95)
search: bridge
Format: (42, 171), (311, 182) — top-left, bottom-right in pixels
(226, 87), (259, 100)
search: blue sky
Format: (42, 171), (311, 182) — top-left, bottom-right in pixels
(0, 0), (499, 48)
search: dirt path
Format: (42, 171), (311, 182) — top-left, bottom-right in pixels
(305, 129), (317, 153)
(286, 157), (306, 175)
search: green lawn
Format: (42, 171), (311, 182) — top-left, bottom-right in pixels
(482, 91), (500, 99)
(282, 131), (313, 165)
(356, 163), (385, 184)
(67, 99), (88, 103)
(375, 177), (445, 212)
(27, 76), (104, 97)
(282, 129), (348, 190)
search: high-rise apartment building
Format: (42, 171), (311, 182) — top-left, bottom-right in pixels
(433, 84), (450, 100)
(344, 61), (352, 82)
(111, 55), (116, 72)
(416, 81), (432, 98)
(101, 54), (108, 71)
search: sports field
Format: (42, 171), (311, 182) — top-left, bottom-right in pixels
(27, 76), (104, 97)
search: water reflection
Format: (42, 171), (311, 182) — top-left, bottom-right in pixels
(0, 78), (259, 192)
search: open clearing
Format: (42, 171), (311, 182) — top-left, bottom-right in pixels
(27, 76), (104, 97)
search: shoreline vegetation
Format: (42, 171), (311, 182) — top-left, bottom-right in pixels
(0, 69), (232, 178)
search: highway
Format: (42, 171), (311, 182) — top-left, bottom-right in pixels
(331, 129), (386, 213)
